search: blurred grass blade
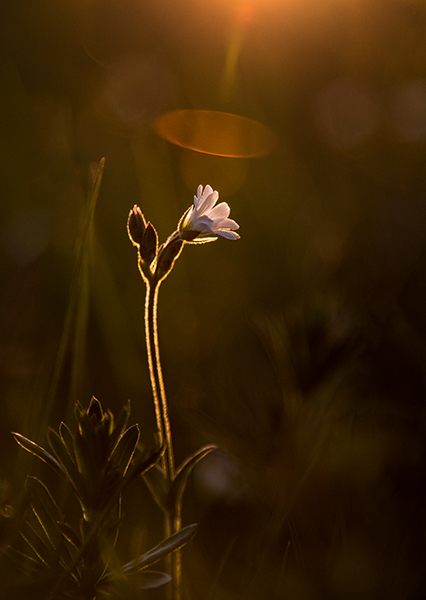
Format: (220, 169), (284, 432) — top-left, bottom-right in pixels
(45, 158), (105, 427)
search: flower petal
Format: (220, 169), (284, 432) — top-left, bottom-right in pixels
(216, 218), (239, 230)
(217, 230), (240, 240)
(198, 190), (218, 215)
(179, 184), (240, 242)
(181, 206), (195, 229)
(208, 202), (231, 221)
(193, 215), (215, 231)
(193, 185), (204, 210)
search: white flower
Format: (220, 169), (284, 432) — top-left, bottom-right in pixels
(179, 184), (240, 242)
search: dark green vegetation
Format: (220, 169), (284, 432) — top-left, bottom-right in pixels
(9, 397), (196, 599)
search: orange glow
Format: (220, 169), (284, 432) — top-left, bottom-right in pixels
(153, 110), (277, 158)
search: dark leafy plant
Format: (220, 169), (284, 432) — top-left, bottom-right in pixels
(8, 397), (197, 600)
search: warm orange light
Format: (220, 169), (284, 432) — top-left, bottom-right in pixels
(153, 109), (277, 158)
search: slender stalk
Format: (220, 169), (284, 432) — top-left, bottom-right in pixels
(143, 275), (165, 458)
(144, 278), (175, 480)
(143, 275), (182, 600)
(150, 280), (175, 480)
(172, 501), (183, 600)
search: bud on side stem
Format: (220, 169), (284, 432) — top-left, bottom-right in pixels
(155, 238), (184, 282)
(140, 222), (158, 266)
(127, 206), (147, 247)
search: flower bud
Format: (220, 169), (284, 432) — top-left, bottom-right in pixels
(155, 239), (184, 281)
(140, 221), (158, 265)
(127, 205), (147, 247)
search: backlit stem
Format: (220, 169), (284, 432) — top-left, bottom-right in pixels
(145, 279), (175, 480)
(143, 273), (181, 600)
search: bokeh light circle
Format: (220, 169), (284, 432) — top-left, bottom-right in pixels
(153, 109), (277, 157)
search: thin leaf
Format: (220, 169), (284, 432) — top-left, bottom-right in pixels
(76, 410), (98, 454)
(27, 477), (62, 524)
(121, 444), (166, 489)
(58, 422), (75, 460)
(26, 479), (62, 552)
(72, 435), (100, 509)
(6, 545), (42, 571)
(168, 445), (217, 511)
(87, 396), (103, 421)
(47, 429), (86, 503)
(13, 434), (64, 478)
(23, 478), (76, 576)
(74, 401), (84, 426)
(107, 400), (131, 456)
(73, 434), (96, 480)
(130, 570), (171, 589)
(121, 524), (198, 573)
(20, 528), (50, 567)
(109, 424), (139, 477)
(99, 468), (121, 500)
(58, 522), (81, 550)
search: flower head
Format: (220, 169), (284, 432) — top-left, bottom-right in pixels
(179, 185), (240, 242)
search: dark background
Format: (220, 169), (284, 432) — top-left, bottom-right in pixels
(1, 0), (426, 598)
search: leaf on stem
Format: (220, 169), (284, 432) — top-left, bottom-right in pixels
(25, 477), (62, 551)
(46, 429), (86, 504)
(73, 434), (101, 501)
(58, 422), (75, 461)
(108, 400), (131, 455)
(130, 570), (171, 589)
(168, 445), (217, 511)
(121, 444), (166, 489)
(12, 434), (64, 478)
(121, 524), (198, 573)
(109, 424), (139, 477)
(58, 522), (81, 551)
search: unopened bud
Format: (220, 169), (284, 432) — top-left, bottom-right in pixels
(155, 239), (184, 281)
(140, 222), (158, 265)
(127, 205), (147, 247)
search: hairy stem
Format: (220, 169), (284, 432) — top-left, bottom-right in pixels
(145, 280), (175, 480)
(144, 280), (165, 461)
(144, 277), (182, 600)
